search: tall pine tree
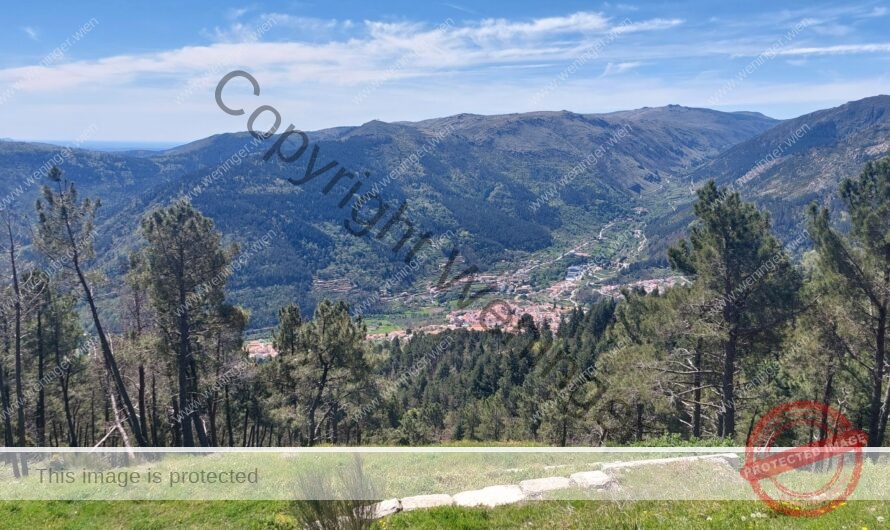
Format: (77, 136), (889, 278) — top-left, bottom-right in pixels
(137, 201), (235, 447)
(668, 181), (800, 439)
(35, 167), (149, 447)
(810, 156), (890, 447)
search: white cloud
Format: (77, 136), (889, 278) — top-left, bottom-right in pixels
(778, 43), (890, 56)
(460, 12), (612, 40)
(0, 11), (688, 97)
(22, 26), (39, 41)
(616, 18), (684, 33)
(600, 61), (642, 77)
(602, 1), (639, 11)
(226, 7), (251, 20)
(264, 14), (354, 33)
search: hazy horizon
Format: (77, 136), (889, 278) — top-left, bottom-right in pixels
(8, 97), (875, 147)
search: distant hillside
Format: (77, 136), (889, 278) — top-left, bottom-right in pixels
(644, 95), (890, 255)
(700, 95), (889, 233)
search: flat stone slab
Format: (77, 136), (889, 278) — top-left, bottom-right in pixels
(519, 476), (575, 495)
(400, 494), (454, 511)
(372, 499), (402, 518)
(569, 470), (615, 489)
(453, 485), (527, 507)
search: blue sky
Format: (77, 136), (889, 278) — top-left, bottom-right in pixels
(1, 0), (888, 143)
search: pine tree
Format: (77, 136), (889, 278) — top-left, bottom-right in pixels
(809, 156), (890, 447)
(273, 304), (302, 357)
(137, 201), (235, 446)
(35, 167), (149, 447)
(293, 300), (370, 446)
(668, 181), (800, 439)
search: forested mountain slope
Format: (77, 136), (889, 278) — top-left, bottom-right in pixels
(0, 106), (779, 326)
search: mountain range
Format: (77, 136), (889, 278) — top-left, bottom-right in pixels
(1, 96), (888, 329)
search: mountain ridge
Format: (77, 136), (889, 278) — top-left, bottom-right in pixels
(4, 99), (886, 329)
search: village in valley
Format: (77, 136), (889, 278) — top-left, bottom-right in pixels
(246, 221), (685, 357)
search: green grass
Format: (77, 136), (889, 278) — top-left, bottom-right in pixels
(380, 500), (889, 529)
(0, 501), (296, 529)
(362, 306), (444, 333)
(364, 317), (402, 335)
(0, 500), (887, 529)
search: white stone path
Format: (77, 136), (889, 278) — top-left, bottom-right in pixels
(370, 453), (740, 519)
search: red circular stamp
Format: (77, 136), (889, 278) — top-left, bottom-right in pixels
(740, 400), (866, 517)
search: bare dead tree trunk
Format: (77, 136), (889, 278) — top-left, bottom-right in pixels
(176, 304), (195, 447)
(151, 373), (159, 446)
(106, 372), (135, 460)
(75, 261), (148, 446)
(224, 385), (234, 447)
(90, 388), (96, 446)
(170, 397), (181, 447)
(6, 219), (28, 475)
(188, 356), (209, 447)
(138, 365), (148, 442)
(36, 309), (46, 446)
(720, 329), (738, 438)
(692, 342), (702, 438)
